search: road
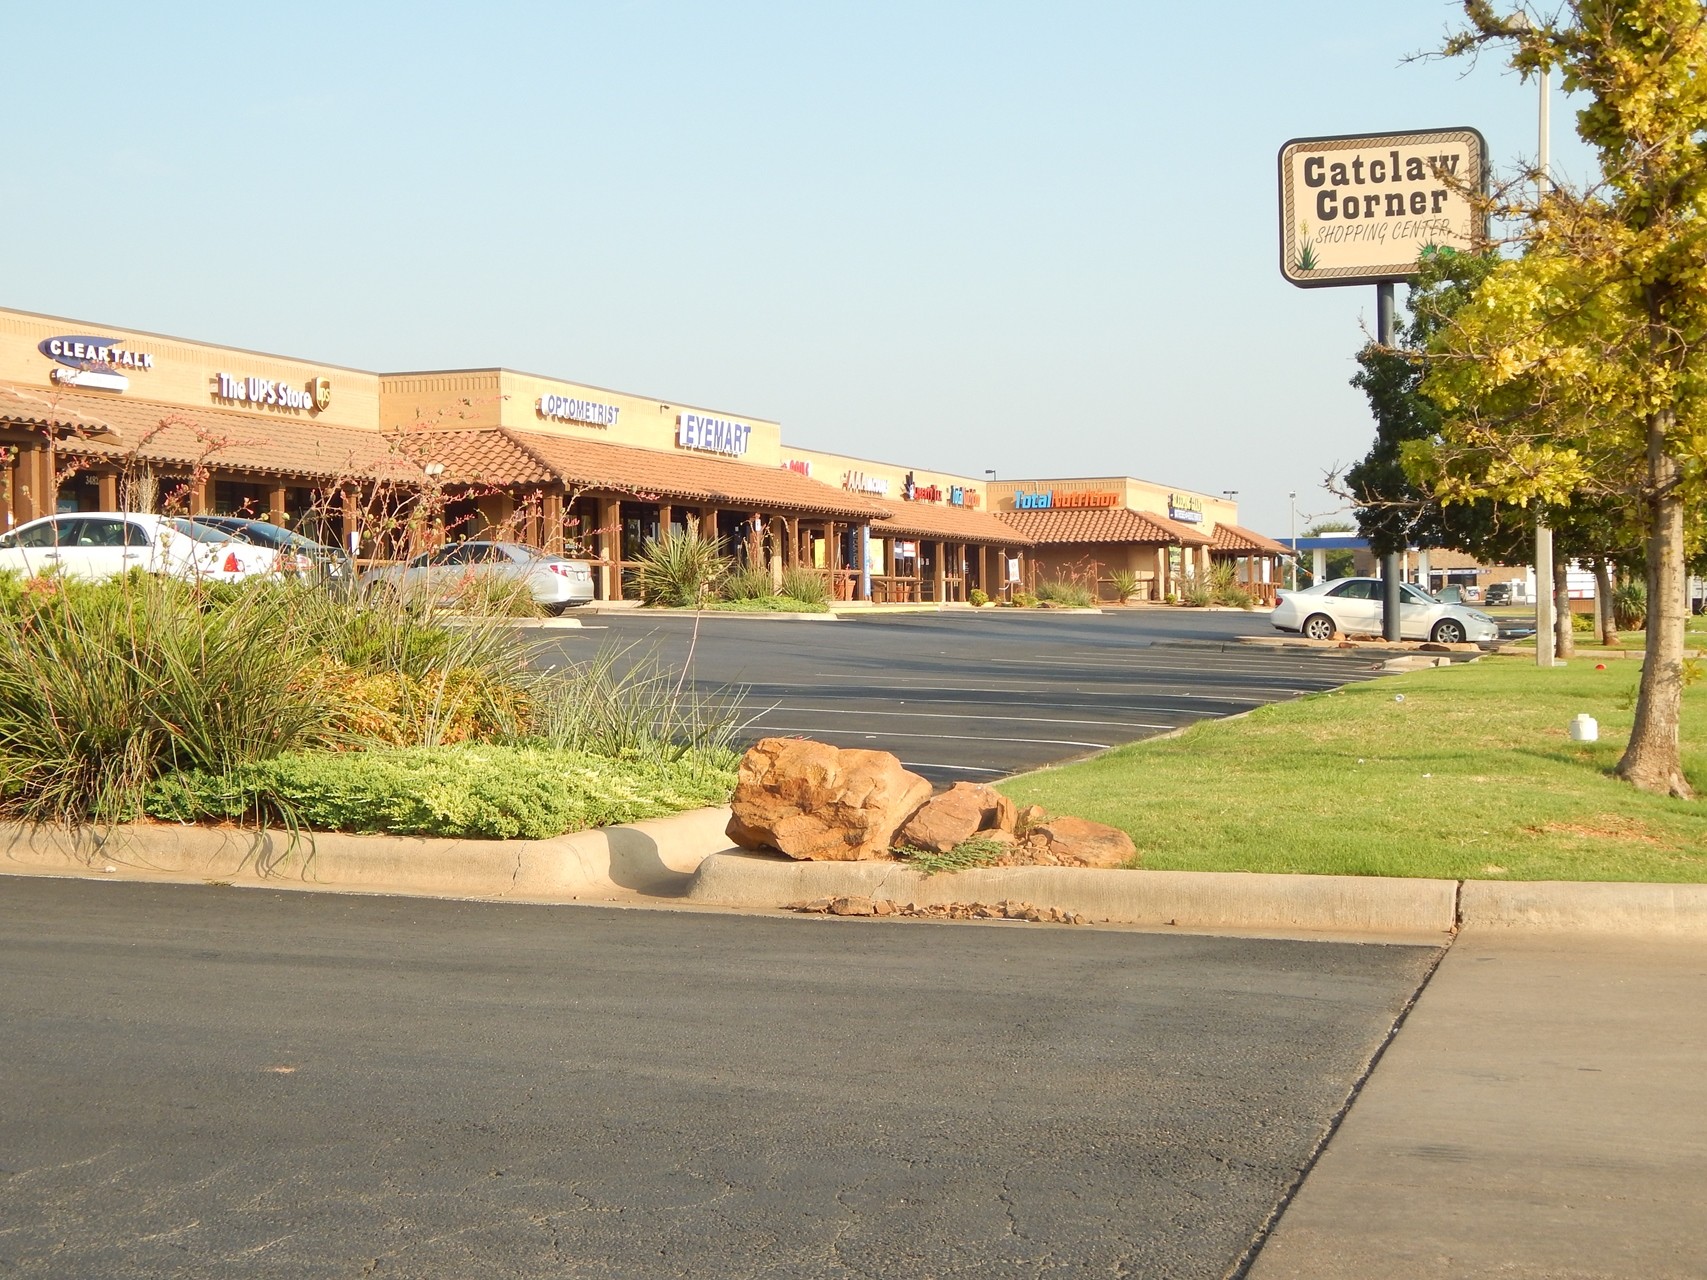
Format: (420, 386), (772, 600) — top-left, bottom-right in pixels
(532, 610), (1388, 782)
(0, 878), (1437, 1280)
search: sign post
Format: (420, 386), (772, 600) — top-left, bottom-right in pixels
(1279, 126), (1486, 640)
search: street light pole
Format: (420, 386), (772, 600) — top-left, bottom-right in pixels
(1288, 491), (1298, 590)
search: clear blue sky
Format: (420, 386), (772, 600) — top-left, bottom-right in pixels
(1, 1), (1590, 537)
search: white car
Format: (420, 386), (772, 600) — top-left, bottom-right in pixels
(360, 540), (596, 614)
(1271, 577), (1499, 644)
(0, 513), (280, 583)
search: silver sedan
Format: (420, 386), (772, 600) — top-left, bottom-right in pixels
(360, 541), (595, 614)
(1271, 577), (1499, 644)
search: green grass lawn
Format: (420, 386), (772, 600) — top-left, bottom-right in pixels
(998, 655), (1707, 882)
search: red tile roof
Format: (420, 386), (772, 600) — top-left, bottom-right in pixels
(875, 500), (1035, 546)
(3, 386), (414, 482)
(1209, 522), (1294, 556)
(493, 428), (892, 518)
(996, 506), (1212, 547)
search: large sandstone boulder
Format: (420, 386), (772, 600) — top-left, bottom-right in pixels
(894, 782), (1018, 853)
(1022, 816), (1137, 869)
(726, 738), (933, 861)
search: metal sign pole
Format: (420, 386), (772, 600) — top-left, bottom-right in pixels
(1377, 282), (1403, 641)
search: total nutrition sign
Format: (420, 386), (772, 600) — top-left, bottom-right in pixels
(1277, 127), (1485, 287)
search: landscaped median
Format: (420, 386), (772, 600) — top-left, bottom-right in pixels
(999, 654), (1707, 884)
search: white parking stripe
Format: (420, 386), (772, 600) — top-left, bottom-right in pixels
(900, 762), (1006, 774)
(757, 726), (1113, 749)
(751, 705), (1176, 730)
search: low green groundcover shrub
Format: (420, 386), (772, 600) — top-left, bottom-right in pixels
(701, 595), (830, 613)
(145, 744), (737, 841)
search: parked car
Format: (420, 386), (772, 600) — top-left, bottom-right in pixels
(359, 540), (595, 614)
(1433, 584), (1481, 605)
(0, 513), (280, 583)
(1271, 577), (1499, 644)
(1483, 582), (1514, 606)
(192, 515), (352, 586)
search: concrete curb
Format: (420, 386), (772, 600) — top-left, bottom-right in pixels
(685, 853), (1459, 939)
(0, 807), (737, 903)
(1460, 879), (1707, 935)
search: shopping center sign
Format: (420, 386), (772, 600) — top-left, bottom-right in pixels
(677, 412), (751, 457)
(1277, 127), (1486, 287)
(38, 334), (156, 392)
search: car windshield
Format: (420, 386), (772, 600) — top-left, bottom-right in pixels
(166, 518), (233, 544)
(1403, 584), (1443, 605)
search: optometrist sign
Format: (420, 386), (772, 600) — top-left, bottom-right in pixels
(1278, 127), (1486, 287)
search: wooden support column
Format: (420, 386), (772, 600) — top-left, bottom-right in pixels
(543, 490), (565, 554)
(598, 496), (622, 601)
(932, 541), (946, 602)
(269, 483), (288, 525)
(658, 503), (673, 538)
(699, 505), (716, 538)
(340, 486), (359, 557)
(98, 472), (119, 511)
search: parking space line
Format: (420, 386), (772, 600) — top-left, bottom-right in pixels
(757, 726), (1113, 749)
(751, 705), (1177, 730)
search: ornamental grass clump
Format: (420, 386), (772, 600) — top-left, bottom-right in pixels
(1036, 579), (1094, 608)
(779, 568), (831, 606)
(721, 563), (773, 602)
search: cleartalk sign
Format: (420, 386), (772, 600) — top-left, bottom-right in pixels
(1277, 127), (1485, 287)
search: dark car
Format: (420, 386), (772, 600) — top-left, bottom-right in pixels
(1483, 582), (1513, 606)
(192, 516), (352, 586)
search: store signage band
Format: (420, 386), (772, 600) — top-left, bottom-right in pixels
(677, 412), (751, 457)
(38, 334), (155, 393)
(1168, 493), (1204, 523)
(1012, 489), (1117, 511)
(842, 470), (889, 496)
(781, 459), (813, 477)
(538, 394), (620, 427)
(1277, 127), (1486, 288)
(213, 372), (332, 413)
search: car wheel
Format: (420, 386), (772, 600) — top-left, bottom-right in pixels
(545, 601), (570, 617)
(1302, 613), (1337, 641)
(1432, 619), (1466, 644)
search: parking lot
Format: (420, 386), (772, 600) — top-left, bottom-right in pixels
(531, 609), (1388, 782)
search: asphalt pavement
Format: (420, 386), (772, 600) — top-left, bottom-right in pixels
(531, 609), (1387, 782)
(0, 878), (1438, 1279)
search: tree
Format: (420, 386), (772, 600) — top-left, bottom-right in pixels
(1419, 0), (1707, 798)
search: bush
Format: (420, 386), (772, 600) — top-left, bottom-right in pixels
(1036, 579), (1094, 608)
(722, 563), (773, 602)
(1012, 592), (1040, 609)
(1177, 576), (1214, 607)
(968, 588), (989, 607)
(633, 528), (729, 607)
(779, 568), (831, 606)
(1612, 581), (1647, 630)
(0, 570), (744, 827)
(701, 596), (829, 614)
(144, 744), (738, 840)
(441, 573), (544, 618)
(1108, 569), (1141, 601)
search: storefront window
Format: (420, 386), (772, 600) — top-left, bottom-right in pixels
(620, 502), (660, 561)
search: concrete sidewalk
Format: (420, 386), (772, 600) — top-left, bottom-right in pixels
(1247, 933), (1707, 1280)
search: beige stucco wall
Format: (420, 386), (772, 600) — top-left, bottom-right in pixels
(782, 447), (989, 510)
(0, 306), (381, 432)
(380, 368), (784, 466)
(983, 475), (1237, 537)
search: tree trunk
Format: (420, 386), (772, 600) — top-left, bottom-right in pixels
(1616, 403), (1693, 798)
(1553, 559), (1575, 659)
(1593, 557), (1620, 646)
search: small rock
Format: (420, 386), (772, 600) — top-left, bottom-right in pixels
(1025, 816), (1138, 869)
(829, 895), (877, 917)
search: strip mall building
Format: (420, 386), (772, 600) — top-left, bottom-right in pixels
(0, 305), (1288, 603)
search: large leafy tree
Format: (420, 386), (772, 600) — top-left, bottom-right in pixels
(1420, 0), (1707, 798)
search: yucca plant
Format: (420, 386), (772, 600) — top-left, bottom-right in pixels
(1107, 568), (1141, 602)
(1612, 581), (1647, 631)
(632, 528), (730, 607)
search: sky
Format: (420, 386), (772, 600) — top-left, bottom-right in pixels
(0, 1), (1594, 538)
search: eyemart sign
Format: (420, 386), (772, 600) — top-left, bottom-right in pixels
(1278, 127), (1486, 287)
